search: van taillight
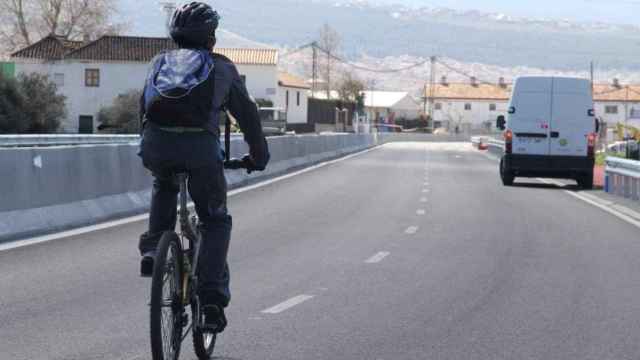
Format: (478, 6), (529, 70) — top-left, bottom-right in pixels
(587, 133), (596, 158)
(504, 129), (513, 154)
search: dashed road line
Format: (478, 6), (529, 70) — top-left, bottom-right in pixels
(422, 189), (430, 193)
(420, 197), (428, 203)
(261, 295), (315, 314)
(405, 226), (419, 234)
(416, 209), (426, 215)
(365, 251), (390, 264)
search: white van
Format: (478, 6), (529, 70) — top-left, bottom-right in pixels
(496, 76), (598, 188)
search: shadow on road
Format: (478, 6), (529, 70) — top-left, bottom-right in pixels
(512, 182), (580, 191)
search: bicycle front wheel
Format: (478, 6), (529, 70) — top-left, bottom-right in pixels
(150, 231), (184, 360)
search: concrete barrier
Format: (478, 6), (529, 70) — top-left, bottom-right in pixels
(0, 133), (378, 242)
(1, 131), (477, 242)
(605, 157), (640, 201)
(378, 133), (469, 143)
(485, 138), (505, 157)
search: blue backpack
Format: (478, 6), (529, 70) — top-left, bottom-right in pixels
(144, 49), (215, 127)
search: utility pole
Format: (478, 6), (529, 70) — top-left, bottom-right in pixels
(427, 56), (437, 131)
(311, 42), (318, 99)
(160, 2), (177, 34)
(626, 85), (630, 158)
(590, 61), (594, 94)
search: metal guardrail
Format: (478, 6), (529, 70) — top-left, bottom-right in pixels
(0, 135), (140, 147)
(0, 134), (249, 148)
(605, 157), (640, 201)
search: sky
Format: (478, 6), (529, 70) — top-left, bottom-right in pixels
(369, 0), (640, 24)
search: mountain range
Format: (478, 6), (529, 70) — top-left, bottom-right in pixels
(120, 0), (640, 71)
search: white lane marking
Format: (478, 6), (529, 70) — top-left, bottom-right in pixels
(423, 182), (430, 186)
(417, 209), (426, 215)
(455, 155), (463, 159)
(422, 189), (430, 193)
(405, 226), (419, 234)
(420, 197), (428, 203)
(365, 251), (390, 263)
(0, 146), (383, 252)
(536, 178), (640, 229)
(261, 295), (314, 314)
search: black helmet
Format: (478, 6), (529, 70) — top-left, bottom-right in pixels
(170, 2), (220, 48)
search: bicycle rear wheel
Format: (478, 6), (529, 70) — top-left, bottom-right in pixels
(192, 301), (217, 359)
(150, 231), (184, 360)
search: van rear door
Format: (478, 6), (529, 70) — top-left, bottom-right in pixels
(509, 77), (552, 156)
(549, 78), (594, 157)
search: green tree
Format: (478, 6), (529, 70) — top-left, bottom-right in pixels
(18, 72), (66, 132)
(0, 72), (65, 133)
(97, 89), (141, 134)
(0, 74), (25, 132)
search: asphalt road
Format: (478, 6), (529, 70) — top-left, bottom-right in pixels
(2, 142), (640, 360)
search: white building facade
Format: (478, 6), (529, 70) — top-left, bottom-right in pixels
(277, 72), (310, 124)
(10, 35), (280, 133)
(426, 78), (640, 133)
(361, 90), (421, 122)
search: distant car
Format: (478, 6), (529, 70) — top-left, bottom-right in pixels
(497, 76), (598, 189)
(259, 107), (287, 135)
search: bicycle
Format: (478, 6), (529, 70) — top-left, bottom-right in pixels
(149, 118), (251, 360)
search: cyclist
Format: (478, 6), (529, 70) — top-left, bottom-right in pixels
(137, 1), (269, 331)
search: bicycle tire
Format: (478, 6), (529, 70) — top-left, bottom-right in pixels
(192, 303), (217, 359)
(150, 231), (184, 360)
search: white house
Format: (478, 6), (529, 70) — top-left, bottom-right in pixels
(426, 77), (640, 133)
(361, 90), (421, 123)
(10, 34), (281, 133)
(277, 72), (310, 124)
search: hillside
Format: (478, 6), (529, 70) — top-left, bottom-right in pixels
(120, 0), (640, 71)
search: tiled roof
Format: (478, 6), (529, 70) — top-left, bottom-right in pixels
(65, 36), (177, 62)
(11, 35), (278, 65)
(11, 34), (83, 60)
(278, 72), (310, 89)
(426, 83), (512, 101)
(216, 48), (277, 66)
(426, 82), (640, 102)
(593, 84), (640, 102)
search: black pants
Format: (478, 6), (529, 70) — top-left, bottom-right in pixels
(139, 125), (231, 307)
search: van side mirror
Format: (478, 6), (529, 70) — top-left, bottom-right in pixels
(496, 115), (506, 131)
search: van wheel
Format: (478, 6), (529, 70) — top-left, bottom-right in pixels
(500, 158), (515, 186)
(577, 172), (594, 190)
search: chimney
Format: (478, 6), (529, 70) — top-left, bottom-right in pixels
(499, 77), (507, 88)
(440, 76), (448, 86)
(470, 76), (478, 87)
(613, 78), (621, 88)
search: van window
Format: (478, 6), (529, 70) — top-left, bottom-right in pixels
(489, 103), (497, 111)
(464, 103), (472, 111)
(605, 105), (618, 114)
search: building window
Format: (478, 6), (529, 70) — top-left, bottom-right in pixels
(489, 103), (497, 111)
(464, 103), (472, 111)
(434, 103), (442, 110)
(85, 69), (100, 87)
(605, 105), (618, 114)
(297, 91), (300, 106)
(54, 73), (64, 87)
(240, 75), (246, 85)
(286, 90), (289, 108)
